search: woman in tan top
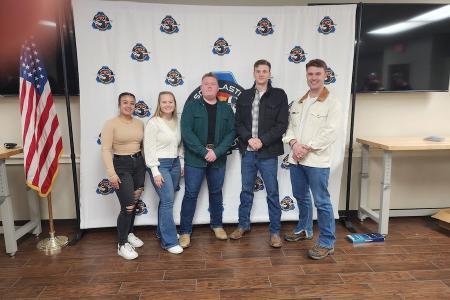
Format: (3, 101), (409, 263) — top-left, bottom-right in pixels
(101, 92), (145, 260)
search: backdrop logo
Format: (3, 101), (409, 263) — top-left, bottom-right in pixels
(254, 176), (264, 192)
(135, 199), (148, 215)
(96, 66), (115, 84)
(133, 100), (151, 118)
(130, 43), (150, 62)
(165, 69), (184, 86)
(280, 196), (295, 211)
(226, 137), (240, 155)
(96, 179), (115, 195)
(92, 12), (112, 31)
(318, 16), (336, 34)
(256, 17), (274, 36)
(325, 67), (337, 85)
(281, 154), (290, 169)
(288, 100), (294, 110)
(288, 46), (306, 64)
(187, 72), (243, 108)
(160, 15), (179, 34)
(212, 37), (231, 56)
(97, 133), (101, 145)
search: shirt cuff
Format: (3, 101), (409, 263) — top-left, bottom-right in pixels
(151, 166), (161, 177)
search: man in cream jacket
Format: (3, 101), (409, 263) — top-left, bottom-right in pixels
(282, 59), (341, 260)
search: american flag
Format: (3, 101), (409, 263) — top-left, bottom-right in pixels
(19, 39), (63, 197)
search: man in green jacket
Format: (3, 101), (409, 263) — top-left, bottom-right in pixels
(179, 72), (235, 248)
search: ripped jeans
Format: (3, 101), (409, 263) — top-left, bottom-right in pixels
(113, 153), (145, 245)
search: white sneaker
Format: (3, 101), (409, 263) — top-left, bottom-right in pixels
(167, 245), (183, 254)
(128, 233), (144, 248)
(118, 243), (138, 260)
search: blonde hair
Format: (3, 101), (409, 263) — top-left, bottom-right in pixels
(153, 91), (177, 119)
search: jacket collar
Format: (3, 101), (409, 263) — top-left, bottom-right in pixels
(299, 87), (329, 103)
(251, 80), (272, 95)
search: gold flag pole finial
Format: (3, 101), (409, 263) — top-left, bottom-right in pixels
(37, 192), (68, 255)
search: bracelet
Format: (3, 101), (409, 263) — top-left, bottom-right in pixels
(290, 141), (297, 148)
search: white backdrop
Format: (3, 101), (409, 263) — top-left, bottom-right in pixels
(72, 0), (356, 229)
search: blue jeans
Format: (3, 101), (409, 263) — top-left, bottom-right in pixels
(289, 164), (336, 249)
(148, 158), (181, 249)
(238, 151), (281, 234)
(179, 165), (225, 234)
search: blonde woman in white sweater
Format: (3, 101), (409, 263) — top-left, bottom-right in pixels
(144, 91), (184, 254)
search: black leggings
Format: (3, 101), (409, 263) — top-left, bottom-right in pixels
(113, 154), (145, 245)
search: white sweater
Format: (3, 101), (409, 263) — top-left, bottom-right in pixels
(144, 117), (184, 177)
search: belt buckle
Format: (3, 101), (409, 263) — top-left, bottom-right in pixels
(206, 144), (215, 149)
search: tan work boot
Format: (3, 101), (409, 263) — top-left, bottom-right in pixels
(212, 227), (228, 240)
(308, 244), (334, 260)
(179, 234), (191, 248)
(229, 227), (248, 240)
(270, 234), (282, 248)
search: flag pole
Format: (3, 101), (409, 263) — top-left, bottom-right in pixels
(36, 192), (68, 255)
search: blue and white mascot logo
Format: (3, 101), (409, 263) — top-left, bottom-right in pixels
(165, 69), (184, 87)
(288, 100), (294, 110)
(288, 46), (306, 64)
(130, 43), (150, 62)
(96, 179), (115, 195)
(96, 66), (115, 84)
(160, 15), (179, 34)
(318, 16), (336, 35)
(92, 12), (112, 31)
(212, 37), (231, 56)
(97, 133), (101, 145)
(256, 17), (274, 36)
(254, 176), (265, 192)
(325, 67), (337, 85)
(135, 199), (148, 216)
(280, 196), (295, 211)
(133, 100), (151, 118)
(281, 154), (290, 169)
(226, 137), (240, 155)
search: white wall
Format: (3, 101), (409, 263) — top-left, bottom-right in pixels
(1, 0), (450, 220)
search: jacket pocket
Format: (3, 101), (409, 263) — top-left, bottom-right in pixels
(192, 113), (204, 132)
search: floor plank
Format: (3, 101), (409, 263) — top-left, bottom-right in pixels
(0, 217), (448, 299)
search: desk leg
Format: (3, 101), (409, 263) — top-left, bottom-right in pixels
(379, 151), (392, 235)
(27, 188), (41, 236)
(0, 160), (17, 256)
(358, 144), (370, 221)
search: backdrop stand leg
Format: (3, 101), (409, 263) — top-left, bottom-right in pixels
(339, 2), (363, 234)
(58, 1), (82, 244)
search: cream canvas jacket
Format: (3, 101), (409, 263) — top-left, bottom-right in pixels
(282, 87), (341, 168)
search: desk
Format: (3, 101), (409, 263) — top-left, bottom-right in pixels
(0, 147), (41, 256)
(356, 137), (450, 235)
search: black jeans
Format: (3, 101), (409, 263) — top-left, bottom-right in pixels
(113, 153), (145, 245)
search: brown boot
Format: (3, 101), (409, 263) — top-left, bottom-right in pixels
(284, 230), (313, 242)
(212, 227), (228, 240)
(270, 234), (282, 248)
(179, 234), (191, 248)
(308, 244), (334, 260)
(229, 227), (248, 240)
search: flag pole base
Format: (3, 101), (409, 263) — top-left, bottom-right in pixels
(37, 232), (68, 255)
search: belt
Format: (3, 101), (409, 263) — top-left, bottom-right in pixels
(206, 144), (215, 149)
(114, 152), (142, 159)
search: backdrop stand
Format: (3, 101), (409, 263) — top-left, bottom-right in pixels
(340, 2), (363, 233)
(58, 1), (84, 245)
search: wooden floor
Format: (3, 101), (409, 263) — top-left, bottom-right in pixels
(0, 217), (449, 299)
